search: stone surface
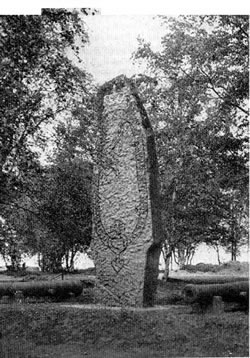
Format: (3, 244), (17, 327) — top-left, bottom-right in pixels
(91, 80), (153, 307)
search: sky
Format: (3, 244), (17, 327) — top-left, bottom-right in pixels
(80, 15), (165, 84)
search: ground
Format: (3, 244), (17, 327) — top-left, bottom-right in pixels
(0, 263), (248, 358)
(0, 303), (248, 358)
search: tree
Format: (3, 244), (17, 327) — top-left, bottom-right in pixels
(219, 189), (249, 261)
(0, 216), (30, 271)
(134, 15), (249, 273)
(0, 156), (93, 273)
(0, 9), (96, 272)
(2, 112), (94, 272)
(35, 98), (95, 272)
(0, 9), (91, 205)
(37, 159), (93, 272)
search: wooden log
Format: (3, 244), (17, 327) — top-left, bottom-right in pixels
(183, 281), (249, 305)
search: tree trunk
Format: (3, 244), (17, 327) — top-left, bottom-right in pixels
(163, 253), (171, 280)
(69, 250), (75, 271)
(170, 254), (173, 271)
(38, 252), (41, 268)
(3, 255), (8, 268)
(231, 241), (237, 261)
(178, 248), (186, 269)
(38, 254), (44, 272)
(188, 250), (195, 265)
(215, 244), (221, 265)
(65, 251), (69, 271)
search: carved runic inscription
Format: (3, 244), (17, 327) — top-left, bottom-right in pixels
(91, 77), (154, 307)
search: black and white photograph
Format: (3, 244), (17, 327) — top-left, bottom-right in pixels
(0, 3), (249, 357)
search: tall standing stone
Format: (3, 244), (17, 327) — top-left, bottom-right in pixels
(91, 75), (162, 307)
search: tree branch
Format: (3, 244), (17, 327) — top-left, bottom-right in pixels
(199, 68), (248, 115)
(7, 105), (69, 167)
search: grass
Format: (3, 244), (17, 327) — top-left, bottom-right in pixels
(0, 303), (248, 357)
(0, 277), (248, 358)
(0, 264), (248, 357)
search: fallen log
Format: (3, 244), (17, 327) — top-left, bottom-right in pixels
(183, 281), (249, 305)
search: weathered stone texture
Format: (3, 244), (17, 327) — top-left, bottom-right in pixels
(92, 83), (154, 306)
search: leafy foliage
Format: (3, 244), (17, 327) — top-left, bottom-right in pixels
(37, 159), (93, 272)
(0, 9), (95, 271)
(0, 120), (93, 272)
(134, 15), (249, 265)
(0, 9), (91, 204)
